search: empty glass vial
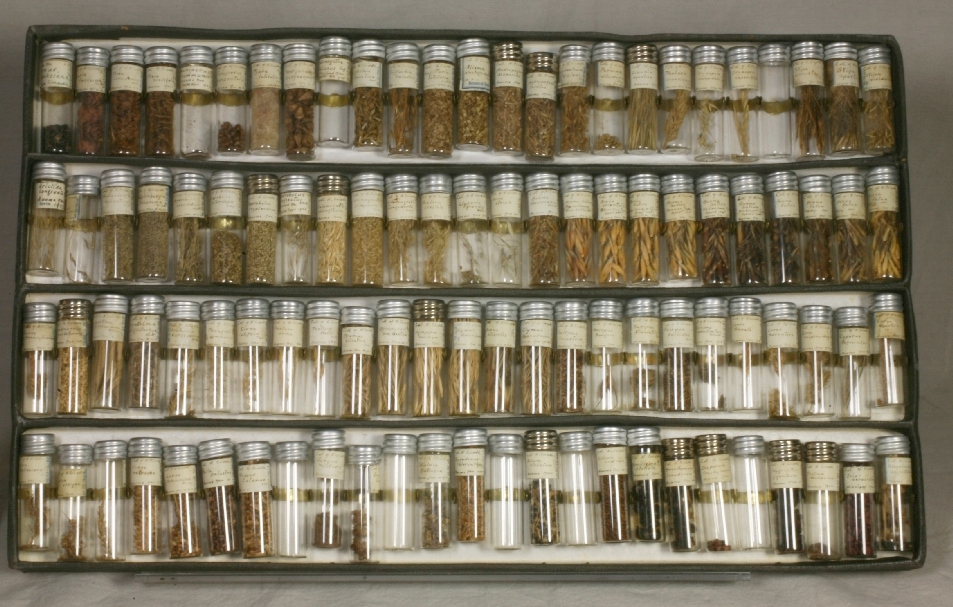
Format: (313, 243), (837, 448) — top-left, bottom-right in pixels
(63, 175), (99, 284)
(792, 41), (827, 160)
(58, 443), (92, 561)
(627, 174), (661, 285)
(278, 174), (313, 285)
(90, 294), (128, 412)
(245, 173), (279, 285)
(135, 166), (172, 282)
(201, 300), (235, 414)
(558, 45), (591, 156)
(870, 293), (906, 410)
(841, 443), (877, 558)
(768, 438), (805, 554)
(489, 173), (524, 286)
(554, 301), (587, 414)
(595, 174), (628, 285)
(144, 46), (177, 158)
(759, 43), (793, 159)
(593, 427), (630, 542)
(386, 43), (420, 157)
(249, 43), (282, 155)
(128, 437), (163, 556)
(420, 174), (453, 285)
(764, 302), (800, 420)
(197, 439), (240, 555)
(75, 46), (109, 155)
(208, 171), (245, 285)
(660, 174), (699, 282)
(164, 444), (203, 558)
(127, 295), (164, 411)
(383, 434), (417, 551)
(456, 38), (491, 151)
(825, 43), (862, 156)
(453, 173), (490, 286)
(274, 441), (309, 557)
(271, 300), (306, 415)
(18, 434), (57, 552)
(731, 435), (772, 550)
(413, 299), (446, 417)
(726, 45), (760, 162)
(352, 39), (386, 150)
(799, 174), (835, 283)
(804, 441), (843, 560)
(833, 173), (870, 283)
(418, 432), (453, 549)
(108, 45), (143, 157)
(282, 43), (317, 160)
(350, 173), (385, 286)
(92, 440), (127, 561)
(421, 43), (455, 158)
(164, 300), (201, 417)
(561, 173), (596, 286)
(21, 303), (56, 417)
(376, 299), (411, 416)
(237, 441), (274, 558)
(660, 298), (694, 412)
(525, 173), (561, 287)
(524, 51), (557, 160)
(235, 298), (269, 414)
(347, 445), (383, 562)
(312, 430), (346, 549)
(27, 162), (67, 278)
(483, 301), (517, 415)
(695, 433), (736, 552)
(592, 42), (625, 154)
(454, 429), (487, 543)
(559, 431), (597, 546)
(171, 172), (208, 284)
(99, 169), (135, 283)
(625, 298), (660, 411)
(40, 42), (74, 153)
(729, 297), (764, 412)
(859, 45), (895, 155)
(693, 45), (726, 161)
(341, 306), (375, 419)
(876, 435), (914, 552)
(448, 300), (482, 416)
(662, 437), (699, 552)
(525, 429), (559, 546)
(694, 297), (728, 413)
(317, 36), (352, 147)
(385, 174), (419, 286)
(215, 46), (248, 155)
(314, 174), (348, 285)
(589, 300), (625, 413)
(835, 306), (871, 419)
(522, 301), (554, 415)
(866, 166), (903, 281)
(731, 173), (768, 286)
(56, 298), (91, 416)
(627, 427), (664, 542)
(178, 46), (214, 158)
(487, 434), (525, 550)
(659, 45), (692, 153)
(306, 300), (340, 417)
(696, 173), (731, 286)
(492, 41), (524, 154)
(800, 305), (836, 418)
(765, 171), (803, 285)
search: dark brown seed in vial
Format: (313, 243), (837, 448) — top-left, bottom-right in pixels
(109, 90), (142, 156)
(145, 92), (175, 157)
(218, 122), (247, 153)
(283, 88), (315, 157)
(76, 92), (107, 155)
(42, 124), (71, 154)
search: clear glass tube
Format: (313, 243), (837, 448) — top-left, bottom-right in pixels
(592, 44), (626, 154)
(350, 177), (385, 286)
(595, 180), (628, 285)
(107, 47), (143, 157)
(453, 431), (487, 543)
(764, 308), (800, 420)
(179, 48), (214, 159)
(526, 178), (561, 287)
(488, 435), (525, 549)
(75, 47), (108, 156)
(318, 39), (352, 147)
(306, 301), (340, 417)
(627, 430), (664, 542)
(860, 46), (895, 155)
(136, 170), (171, 282)
(560, 174), (595, 286)
(235, 299), (269, 415)
(692, 47), (726, 161)
(800, 306), (836, 417)
(63, 176), (98, 284)
(249, 44), (282, 155)
(449, 313), (482, 417)
(484, 303), (517, 415)
(625, 300), (659, 411)
(557, 45), (591, 156)
(731, 436), (772, 550)
(768, 439), (805, 554)
(382, 435), (416, 551)
(90, 296), (128, 412)
(558, 432), (597, 546)
(56, 299), (91, 416)
(57, 448), (91, 561)
(282, 44), (316, 160)
(767, 185), (803, 286)
(237, 444), (274, 558)
(731, 177), (768, 286)
(659, 48), (692, 154)
(172, 174), (208, 284)
(18, 439), (57, 552)
(420, 178), (453, 286)
(726, 47), (760, 162)
(347, 445), (383, 562)
(28, 168), (67, 278)
(128, 438), (163, 556)
(555, 303), (587, 415)
(489, 175), (524, 286)
(728, 298), (764, 412)
(417, 435), (452, 549)
(215, 47), (248, 154)
(841, 445), (877, 558)
(21, 304), (56, 418)
(492, 42), (524, 154)
(209, 180), (245, 286)
(660, 301), (694, 413)
(804, 442), (843, 560)
(589, 302), (624, 413)
(386, 45), (420, 157)
(594, 428), (630, 542)
(625, 45), (659, 154)
(872, 303), (906, 409)
(164, 301), (201, 418)
(876, 438), (914, 552)
(245, 174), (279, 285)
(825, 47), (862, 156)
(697, 184), (731, 287)
(271, 301), (306, 416)
(521, 302), (554, 415)
(628, 178), (661, 285)
(312, 433), (345, 549)
(376, 300), (410, 416)
(201, 301), (235, 415)
(100, 177), (136, 283)
(352, 46), (385, 150)
(278, 175), (313, 286)
(758, 47), (793, 159)
(40, 44), (75, 153)
(662, 437), (700, 552)
(525, 430), (559, 546)
(792, 43), (827, 160)
(421, 45), (455, 158)
(835, 307), (871, 419)
(867, 172), (903, 282)
(164, 446), (203, 559)
(456, 39), (491, 151)
(693, 298), (727, 412)
(453, 176), (490, 286)
(524, 52), (557, 160)
(385, 175), (419, 286)
(341, 307), (375, 419)
(413, 299), (446, 418)
(197, 441), (240, 556)
(275, 442), (308, 558)
(92, 442), (127, 561)
(661, 184), (699, 282)
(695, 434), (735, 552)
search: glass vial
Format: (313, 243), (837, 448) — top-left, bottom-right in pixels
(870, 293), (906, 409)
(660, 298), (694, 412)
(560, 173), (595, 286)
(340, 306), (375, 419)
(800, 305), (836, 418)
(108, 45), (143, 157)
(40, 42), (74, 153)
(201, 300), (235, 414)
(454, 429), (487, 543)
(128, 437), (163, 556)
(765, 171), (803, 285)
(835, 306), (872, 419)
(841, 443), (877, 558)
(90, 294), (128, 411)
(245, 173), (279, 285)
(487, 434), (525, 550)
(275, 441), (309, 557)
(386, 42), (420, 157)
(164, 445), (203, 558)
(352, 39), (386, 150)
(453, 174), (490, 286)
(197, 439), (240, 555)
(825, 43), (862, 156)
(248, 43), (282, 155)
(692, 45), (726, 161)
(731, 173), (768, 285)
(75, 46), (109, 156)
(522, 301), (554, 415)
(731, 435), (773, 550)
(525, 429), (559, 546)
(558, 431), (597, 546)
(56, 298), (91, 416)
(135, 166), (172, 282)
(18, 434), (57, 552)
(22, 303), (56, 418)
(627, 174), (661, 285)
(759, 43), (792, 159)
(726, 45), (760, 161)
(589, 300), (625, 413)
(382, 434), (417, 551)
(449, 300), (482, 416)
(420, 174), (453, 286)
(594, 427), (630, 542)
(524, 172), (561, 287)
(660, 174), (699, 282)
(92, 440), (127, 561)
(489, 173), (524, 286)
(282, 43), (317, 160)
(317, 36), (352, 147)
(792, 42), (827, 160)
(694, 297), (728, 412)
(208, 171), (244, 285)
(625, 44), (659, 154)
(385, 174), (419, 286)
(235, 298), (269, 414)
(417, 433), (453, 549)
(376, 299), (411, 416)
(215, 46), (248, 154)
(833, 173), (870, 283)
(695, 433), (736, 552)
(271, 300), (306, 415)
(695, 173), (731, 286)
(492, 41), (524, 154)
(659, 45), (692, 153)
(58, 443), (92, 561)
(866, 166), (903, 281)
(728, 297), (764, 412)
(558, 44), (591, 156)
(315, 174), (349, 285)
(164, 300), (201, 417)
(312, 430), (346, 549)
(524, 51), (557, 160)
(594, 174), (628, 285)
(625, 298), (660, 411)
(27, 162), (67, 278)
(484, 301), (518, 415)
(178, 46), (214, 158)
(144, 46), (177, 158)
(237, 441), (274, 558)
(662, 437), (699, 552)
(859, 45), (895, 155)
(306, 300), (340, 417)
(63, 174), (99, 284)
(127, 295), (164, 410)
(278, 174), (313, 285)
(171, 172), (208, 284)
(804, 441), (843, 560)
(592, 42), (625, 154)
(347, 445), (383, 562)
(421, 43), (455, 158)
(99, 169), (135, 282)
(456, 38), (491, 151)
(413, 299), (447, 417)
(764, 302), (800, 420)
(627, 427), (664, 542)
(876, 435), (914, 552)
(553, 301), (587, 414)
(799, 174), (835, 283)
(350, 173), (385, 286)
(768, 439), (805, 554)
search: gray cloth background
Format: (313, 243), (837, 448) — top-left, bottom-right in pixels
(1, 1), (950, 604)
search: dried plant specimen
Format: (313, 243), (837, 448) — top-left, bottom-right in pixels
(456, 474), (485, 542)
(802, 351), (833, 415)
(246, 220), (277, 284)
(731, 90), (754, 159)
(695, 98), (720, 155)
(771, 217), (802, 285)
(240, 345), (266, 414)
(350, 508), (372, 562)
(351, 217), (384, 285)
(101, 215), (134, 281)
(522, 345), (552, 415)
(354, 86), (384, 148)
(663, 90), (691, 147)
(827, 68), (861, 154)
(736, 220), (768, 285)
(377, 344), (409, 416)
(491, 220), (521, 284)
(666, 485), (698, 551)
(421, 485), (451, 548)
(167, 348), (197, 417)
(837, 218), (870, 283)
(701, 217), (731, 285)
(205, 343), (233, 413)
(555, 347), (585, 413)
(217, 122), (246, 154)
(388, 86), (418, 155)
(529, 215), (560, 285)
(484, 343), (515, 414)
(414, 346), (445, 417)
(174, 217), (205, 283)
(249, 87), (280, 152)
(422, 88), (453, 156)
(387, 219), (416, 284)
(313, 500), (342, 548)
(458, 90), (490, 147)
(63, 218), (97, 284)
(795, 85), (826, 158)
(76, 91), (106, 155)
(27, 212), (62, 275)
(342, 352), (372, 418)
(241, 486), (274, 557)
(136, 211), (170, 281)
(206, 484), (239, 555)
(145, 91), (175, 156)
(169, 493), (202, 558)
(57, 345), (89, 415)
(493, 87), (522, 152)
(91, 339), (124, 409)
(598, 219), (627, 284)
(664, 219), (699, 280)
(21, 491), (52, 551)
(630, 217), (660, 284)
(23, 349), (53, 414)
(422, 220), (451, 285)
(211, 228), (243, 285)
(766, 349), (799, 419)
(595, 133), (623, 151)
(316, 221), (346, 284)
(630, 352), (659, 410)
(662, 348), (693, 412)
(284, 87), (315, 157)
(525, 96), (556, 159)
(564, 218), (593, 284)
(627, 87), (658, 151)
(559, 87), (590, 153)
(457, 224), (488, 285)
(280, 217), (311, 284)
(804, 218), (835, 283)
(109, 89), (141, 156)
(870, 211), (902, 280)
(96, 499), (121, 561)
(530, 480), (559, 545)
(132, 485), (161, 553)
(59, 516), (87, 561)
(600, 472), (630, 542)
(864, 88), (895, 153)
(449, 343), (481, 416)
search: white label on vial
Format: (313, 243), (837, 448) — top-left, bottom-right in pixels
(210, 188), (242, 218)
(110, 63), (143, 92)
(205, 319), (235, 348)
(801, 323), (833, 352)
(843, 465), (876, 494)
(167, 320), (200, 350)
(34, 181), (65, 211)
(129, 315), (161, 344)
(19, 455), (51, 485)
(832, 59), (860, 88)
(456, 191), (487, 221)
(773, 191), (801, 219)
(318, 57), (350, 83)
(862, 63), (892, 91)
(352, 190), (384, 219)
(418, 453), (451, 483)
(387, 192), (417, 221)
(280, 191), (312, 217)
(662, 63), (691, 91)
(699, 453), (732, 485)
(491, 190), (522, 220)
(238, 462), (272, 493)
(834, 192), (866, 220)
(237, 318), (268, 348)
(839, 327), (870, 356)
(597, 60), (625, 88)
(23, 322), (55, 351)
(251, 61), (281, 89)
(731, 315), (762, 344)
(664, 458), (696, 487)
(165, 464), (198, 494)
(526, 451), (558, 480)
(309, 318), (340, 348)
(629, 62), (658, 90)
(423, 62), (454, 91)
(662, 319), (694, 348)
(563, 191), (594, 220)
(630, 317), (660, 345)
(629, 191), (659, 219)
(793, 59), (824, 87)
(556, 321), (587, 350)
(700, 191), (730, 220)
(41, 58), (72, 89)
(248, 193), (278, 223)
(200, 458), (234, 489)
(592, 319), (622, 349)
(494, 60), (523, 89)
(388, 62), (419, 90)
(146, 65), (176, 93)
(56, 319), (87, 348)
(875, 312), (905, 341)
(76, 64), (107, 93)
(172, 191), (205, 219)
(342, 325), (374, 356)
(353, 60), (383, 88)
(770, 460), (803, 489)
(632, 452), (663, 481)
(102, 187), (134, 216)
(484, 319), (516, 349)
(138, 185), (168, 213)
(558, 60), (587, 88)
(414, 321), (445, 348)
(421, 193), (451, 222)
(453, 321), (482, 350)
(313, 449), (345, 480)
(525, 71), (556, 100)
(284, 61), (315, 90)
(180, 64), (213, 92)
(130, 458), (162, 486)
(736, 193), (766, 222)
(803, 192), (833, 220)
(454, 447), (485, 476)
(460, 56), (491, 92)
(521, 319), (553, 349)
(217, 63), (247, 91)
(694, 63), (724, 92)
(598, 192), (627, 221)
(695, 317), (726, 347)
(377, 317), (410, 348)
(663, 192), (696, 222)
(730, 62), (758, 90)
(885, 457), (913, 486)
(273, 319), (304, 348)
(93, 312), (125, 342)
(317, 194), (347, 223)
(596, 446), (629, 476)
(806, 462), (841, 492)
(527, 189), (559, 217)
(58, 468), (86, 498)
(868, 184), (899, 213)
(766, 320), (798, 350)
